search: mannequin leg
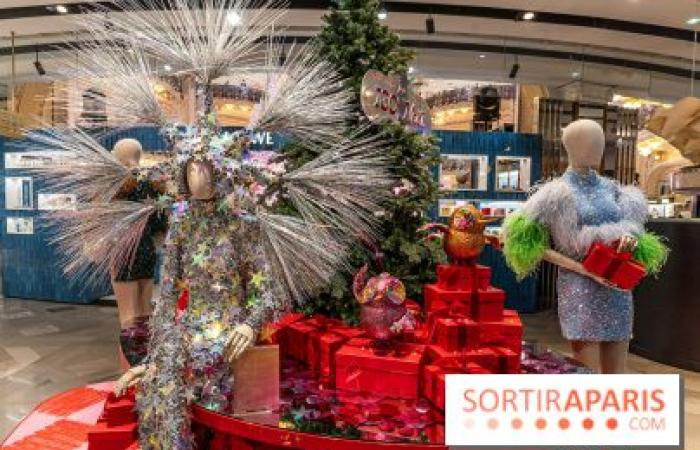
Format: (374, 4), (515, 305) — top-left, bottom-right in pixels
(112, 279), (141, 328)
(599, 341), (629, 374)
(136, 278), (155, 318)
(570, 340), (600, 372)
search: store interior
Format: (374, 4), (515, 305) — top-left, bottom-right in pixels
(1, 0), (699, 449)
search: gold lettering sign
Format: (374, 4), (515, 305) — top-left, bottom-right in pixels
(360, 70), (431, 134)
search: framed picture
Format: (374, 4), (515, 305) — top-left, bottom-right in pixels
(5, 177), (34, 210)
(6, 217), (34, 235)
(439, 154), (488, 191)
(4, 151), (63, 169)
(37, 193), (77, 211)
(495, 156), (531, 192)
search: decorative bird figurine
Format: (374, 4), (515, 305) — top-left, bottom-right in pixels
(420, 204), (499, 264)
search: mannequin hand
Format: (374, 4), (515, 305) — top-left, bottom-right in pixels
(114, 364), (147, 397)
(225, 324), (256, 363)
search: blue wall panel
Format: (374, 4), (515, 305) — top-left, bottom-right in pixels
(0, 135), (111, 302)
(432, 131), (541, 313)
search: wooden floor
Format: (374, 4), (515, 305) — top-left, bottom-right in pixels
(0, 297), (698, 448)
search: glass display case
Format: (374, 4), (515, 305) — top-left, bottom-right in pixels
(438, 154), (488, 191)
(495, 156), (531, 192)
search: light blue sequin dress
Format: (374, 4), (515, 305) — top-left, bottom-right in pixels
(556, 169), (633, 342)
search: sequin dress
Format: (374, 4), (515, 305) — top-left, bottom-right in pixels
(113, 179), (168, 281)
(521, 168), (647, 342)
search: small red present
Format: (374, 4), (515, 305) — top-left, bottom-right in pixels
(423, 284), (472, 314)
(259, 312), (305, 345)
(436, 264), (491, 290)
(479, 311), (523, 355)
(582, 242), (647, 290)
(473, 287), (505, 322)
(493, 346), (521, 373)
(102, 397), (137, 427)
(429, 317), (479, 352)
(426, 345), (500, 373)
(284, 320), (317, 362)
(307, 324), (364, 382)
(335, 338), (426, 399)
(87, 422), (137, 450)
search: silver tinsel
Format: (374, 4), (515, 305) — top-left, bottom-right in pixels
(22, 127), (132, 203)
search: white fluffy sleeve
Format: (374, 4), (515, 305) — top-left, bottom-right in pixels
(617, 184), (648, 225)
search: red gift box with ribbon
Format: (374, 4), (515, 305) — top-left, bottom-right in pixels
(423, 284), (472, 315)
(259, 312), (306, 346)
(479, 310), (523, 355)
(582, 242), (647, 290)
(428, 317), (479, 352)
(284, 319), (318, 362)
(335, 338), (426, 399)
(473, 287), (506, 322)
(306, 320), (365, 382)
(426, 345), (500, 373)
(422, 360), (494, 409)
(436, 264), (491, 291)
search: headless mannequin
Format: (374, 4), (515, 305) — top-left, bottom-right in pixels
(114, 160), (256, 396)
(112, 139), (153, 331)
(541, 120), (634, 374)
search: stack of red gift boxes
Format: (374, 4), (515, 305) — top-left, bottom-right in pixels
(277, 262), (523, 412)
(87, 390), (139, 450)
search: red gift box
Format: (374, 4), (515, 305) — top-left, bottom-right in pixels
(102, 397), (137, 427)
(436, 264), (491, 290)
(429, 317), (479, 352)
(423, 284), (472, 314)
(582, 242), (647, 290)
(473, 287), (506, 322)
(307, 324), (365, 382)
(422, 361), (495, 409)
(259, 312), (305, 345)
(87, 422), (137, 450)
(426, 345), (500, 373)
(335, 338), (426, 399)
(284, 320), (317, 362)
(493, 346), (521, 373)
(479, 310), (523, 355)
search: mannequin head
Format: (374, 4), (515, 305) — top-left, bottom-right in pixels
(113, 138), (143, 168)
(186, 160), (215, 200)
(562, 119), (605, 170)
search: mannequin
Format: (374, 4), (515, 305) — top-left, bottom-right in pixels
(503, 119), (668, 373)
(112, 138), (167, 367)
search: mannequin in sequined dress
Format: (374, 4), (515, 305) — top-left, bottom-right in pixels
(503, 119), (668, 374)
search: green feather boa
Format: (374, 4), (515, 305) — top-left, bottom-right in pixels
(503, 213), (550, 280)
(633, 232), (669, 276)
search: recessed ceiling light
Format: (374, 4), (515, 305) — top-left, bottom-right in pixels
(522, 11), (536, 21)
(687, 17), (700, 25)
(571, 71), (581, 78)
(479, 54), (486, 59)
(55, 4), (68, 14)
(377, 7), (388, 20)
(164, 64), (172, 72)
(227, 11), (241, 26)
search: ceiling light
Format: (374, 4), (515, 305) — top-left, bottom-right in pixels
(571, 71), (580, 78)
(377, 7), (388, 20)
(55, 4), (68, 14)
(479, 54), (486, 59)
(227, 11), (242, 26)
(687, 17), (700, 25)
(164, 64), (172, 72)
(522, 11), (536, 21)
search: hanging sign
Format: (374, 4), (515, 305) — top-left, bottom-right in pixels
(360, 70), (431, 134)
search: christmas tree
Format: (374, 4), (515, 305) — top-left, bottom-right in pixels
(286, 0), (444, 322)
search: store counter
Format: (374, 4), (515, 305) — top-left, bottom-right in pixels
(631, 218), (700, 371)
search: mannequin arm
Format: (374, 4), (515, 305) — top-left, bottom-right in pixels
(543, 249), (620, 289)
